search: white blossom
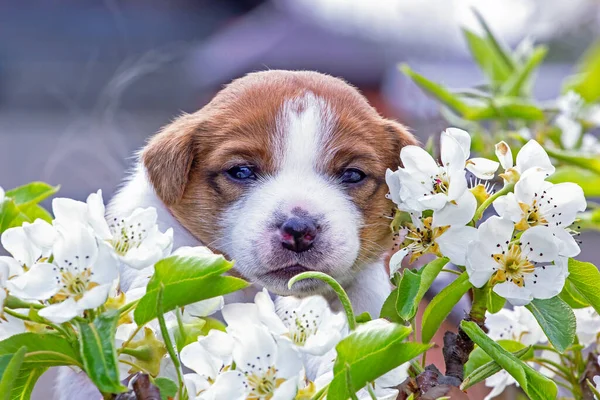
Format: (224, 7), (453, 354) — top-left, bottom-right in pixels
(53, 190), (173, 270)
(493, 171), (586, 257)
(0, 219), (58, 277)
(465, 216), (565, 306)
(494, 140), (555, 182)
(222, 289), (346, 356)
(7, 223), (118, 323)
(385, 128), (479, 227)
(485, 307), (546, 345)
(388, 213), (477, 274)
(573, 307), (600, 347)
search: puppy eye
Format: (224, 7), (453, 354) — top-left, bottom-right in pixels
(340, 168), (366, 184)
(226, 166), (257, 181)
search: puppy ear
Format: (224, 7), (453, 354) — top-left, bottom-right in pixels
(383, 119), (419, 150)
(142, 114), (198, 205)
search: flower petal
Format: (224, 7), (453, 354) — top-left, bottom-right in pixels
(23, 219), (57, 251)
(524, 264), (568, 300)
(551, 228), (580, 258)
(183, 297), (224, 321)
(76, 284), (112, 311)
(515, 140), (555, 177)
(271, 378), (298, 400)
(437, 226), (478, 266)
(493, 282), (532, 306)
(1, 227), (39, 267)
(520, 226), (559, 263)
(444, 128), (471, 160)
(6, 262), (59, 300)
(495, 141), (513, 170)
(232, 325), (277, 375)
(53, 223), (99, 272)
(199, 370), (246, 400)
(255, 289), (288, 335)
(400, 146), (438, 176)
(38, 298), (80, 323)
(86, 190), (112, 240)
(466, 158), (499, 180)
(274, 336), (303, 379)
(432, 190), (476, 228)
(465, 241), (496, 287)
(181, 342), (221, 379)
(556, 114), (582, 150)
(389, 248), (409, 278)
(52, 197), (88, 226)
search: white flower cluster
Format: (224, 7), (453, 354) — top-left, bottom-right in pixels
(0, 190), (172, 325)
(0, 190), (409, 400)
(178, 289), (408, 400)
(386, 128), (587, 306)
(483, 306), (600, 400)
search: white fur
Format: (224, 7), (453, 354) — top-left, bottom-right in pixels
(55, 92), (391, 399)
(219, 93), (362, 295)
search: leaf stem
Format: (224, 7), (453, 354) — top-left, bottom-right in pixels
(469, 286), (488, 324)
(156, 285), (187, 400)
(288, 272), (356, 330)
(118, 324), (144, 353)
(441, 268), (462, 276)
(472, 183), (515, 223)
(309, 383), (329, 400)
(118, 299), (140, 316)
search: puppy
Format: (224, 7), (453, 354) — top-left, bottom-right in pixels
(56, 70), (416, 398)
(111, 70), (416, 313)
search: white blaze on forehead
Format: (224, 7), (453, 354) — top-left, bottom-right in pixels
(276, 92), (336, 173)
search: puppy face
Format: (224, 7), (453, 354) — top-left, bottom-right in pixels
(143, 71), (416, 295)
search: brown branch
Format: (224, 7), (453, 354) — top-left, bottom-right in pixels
(398, 316), (484, 399)
(580, 352), (600, 400)
(114, 374), (162, 400)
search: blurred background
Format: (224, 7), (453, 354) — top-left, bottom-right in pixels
(1, 0), (599, 398)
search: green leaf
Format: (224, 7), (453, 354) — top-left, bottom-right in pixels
(563, 41), (600, 102)
(559, 280), (590, 309)
(421, 272), (472, 343)
(0, 200), (29, 233)
(567, 259), (600, 315)
(0, 347), (27, 400)
(461, 321), (558, 400)
(399, 64), (470, 115)
(549, 166), (600, 197)
(328, 322), (430, 400)
(5, 182), (59, 208)
(471, 8), (515, 73)
(544, 147), (600, 175)
(134, 255), (248, 325)
(526, 297), (575, 352)
(464, 340), (534, 377)
(154, 377), (178, 400)
(355, 312), (372, 324)
(0, 333), (81, 368)
(487, 289), (506, 314)
(9, 367), (46, 400)
(396, 258), (449, 321)
(462, 345), (532, 390)
(379, 289), (403, 324)
(501, 46), (548, 96)
(463, 29), (512, 87)
(76, 310), (127, 394)
(19, 204), (53, 224)
(465, 98), (545, 121)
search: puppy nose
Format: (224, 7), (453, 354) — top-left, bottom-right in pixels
(280, 216), (317, 253)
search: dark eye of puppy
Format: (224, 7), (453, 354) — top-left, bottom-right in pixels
(339, 168), (366, 184)
(226, 165), (258, 182)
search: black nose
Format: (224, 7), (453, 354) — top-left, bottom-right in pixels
(280, 216), (318, 253)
